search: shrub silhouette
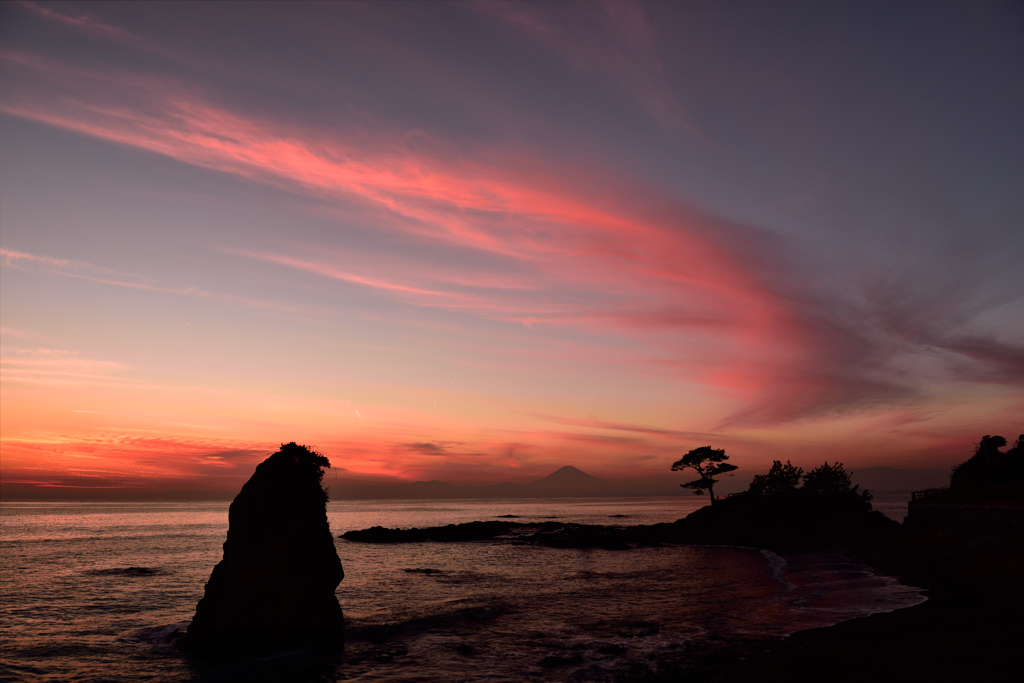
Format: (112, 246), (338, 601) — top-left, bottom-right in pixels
(278, 441), (331, 500)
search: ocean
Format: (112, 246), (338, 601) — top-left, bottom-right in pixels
(0, 495), (922, 682)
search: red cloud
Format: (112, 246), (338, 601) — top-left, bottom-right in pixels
(2, 46), (1019, 438)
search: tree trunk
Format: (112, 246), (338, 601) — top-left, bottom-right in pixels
(708, 483), (716, 505)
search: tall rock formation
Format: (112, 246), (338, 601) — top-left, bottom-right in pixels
(182, 443), (344, 649)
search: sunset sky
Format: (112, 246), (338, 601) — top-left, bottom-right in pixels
(1, 1), (1022, 496)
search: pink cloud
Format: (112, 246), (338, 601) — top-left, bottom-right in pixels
(2, 49), (1017, 432)
(0, 61), (875, 427)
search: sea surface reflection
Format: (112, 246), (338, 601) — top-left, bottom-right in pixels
(0, 497), (921, 682)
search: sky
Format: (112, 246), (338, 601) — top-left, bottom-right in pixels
(1, 0), (1022, 497)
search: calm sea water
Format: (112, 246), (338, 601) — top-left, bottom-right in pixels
(0, 496), (921, 682)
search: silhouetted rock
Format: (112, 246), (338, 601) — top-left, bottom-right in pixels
(950, 434), (1024, 489)
(341, 491), (895, 551)
(343, 520), (649, 549)
(341, 521), (518, 543)
(670, 489), (898, 546)
(540, 654), (584, 668)
(85, 566), (163, 576)
(182, 443), (344, 650)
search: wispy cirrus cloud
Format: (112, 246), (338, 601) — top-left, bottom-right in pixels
(0, 51), (736, 282)
(0, 326), (41, 339)
(16, 1), (147, 46)
(13, 1), (201, 67)
(0, 248), (321, 317)
(2, 248), (156, 286)
(2, 46), (1020, 431)
(234, 250), (456, 298)
(525, 413), (721, 441)
(229, 249), (588, 321)
(0, 347), (129, 385)
(470, 0), (697, 138)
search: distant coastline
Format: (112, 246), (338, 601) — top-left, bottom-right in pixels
(1, 465), (951, 501)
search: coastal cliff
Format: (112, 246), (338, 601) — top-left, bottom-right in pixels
(182, 443), (344, 649)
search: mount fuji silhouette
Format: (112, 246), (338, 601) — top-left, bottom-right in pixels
(525, 466), (613, 495)
(331, 465), (622, 499)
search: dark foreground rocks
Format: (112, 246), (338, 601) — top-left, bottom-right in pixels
(182, 443), (344, 650)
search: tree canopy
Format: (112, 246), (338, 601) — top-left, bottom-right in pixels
(671, 446), (737, 505)
(744, 460), (871, 502)
(802, 461), (856, 496)
(748, 460), (803, 497)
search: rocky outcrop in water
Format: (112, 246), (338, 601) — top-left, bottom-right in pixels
(342, 520), (656, 550)
(341, 490), (898, 551)
(182, 443), (344, 650)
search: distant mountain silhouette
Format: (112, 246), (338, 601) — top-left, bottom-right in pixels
(524, 466), (614, 495)
(333, 465), (626, 499)
(851, 467), (950, 492)
(530, 465), (602, 485)
(0, 465), (958, 502)
(404, 480), (459, 494)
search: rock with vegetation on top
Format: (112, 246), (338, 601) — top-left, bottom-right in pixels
(949, 435), (1024, 489)
(181, 443), (344, 650)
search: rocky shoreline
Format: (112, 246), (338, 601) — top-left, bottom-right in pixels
(648, 530), (1023, 682)
(341, 499), (1022, 682)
